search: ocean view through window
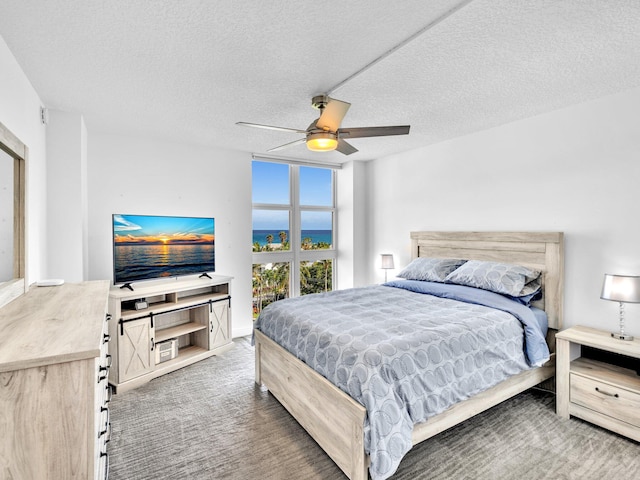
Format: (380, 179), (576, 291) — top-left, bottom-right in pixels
(252, 160), (336, 317)
(252, 229), (332, 249)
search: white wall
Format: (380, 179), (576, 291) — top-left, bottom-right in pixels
(365, 86), (640, 336)
(46, 110), (88, 282)
(87, 133), (254, 337)
(0, 35), (47, 284)
(336, 160), (369, 289)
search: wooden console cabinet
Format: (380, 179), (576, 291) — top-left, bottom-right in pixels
(0, 281), (111, 480)
(107, 275), (233, 393)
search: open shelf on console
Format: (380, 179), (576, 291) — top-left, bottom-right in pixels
(120, 291), (230, 320)
(156, 322), (207, 343)
(152, 345), (212, 375)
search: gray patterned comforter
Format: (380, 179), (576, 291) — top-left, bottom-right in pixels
(254, 283), (543, 480)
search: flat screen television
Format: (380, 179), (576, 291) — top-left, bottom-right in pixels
(112, 214), (215, 286)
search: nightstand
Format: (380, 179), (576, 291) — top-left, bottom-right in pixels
(556, 326), (640, 441)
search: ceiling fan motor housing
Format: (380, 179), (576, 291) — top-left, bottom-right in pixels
(311, 95), (329, 110)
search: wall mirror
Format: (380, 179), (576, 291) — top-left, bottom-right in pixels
(0, 121), (26, 309)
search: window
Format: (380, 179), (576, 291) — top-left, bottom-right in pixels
(252, 160), (336, 317)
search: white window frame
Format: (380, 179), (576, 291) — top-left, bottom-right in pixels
(252, 158), (338, 297)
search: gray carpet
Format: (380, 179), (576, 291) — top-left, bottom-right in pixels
(108, 337), (640, 480)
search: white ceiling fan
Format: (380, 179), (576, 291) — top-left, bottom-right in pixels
(237, 95), (410, 155)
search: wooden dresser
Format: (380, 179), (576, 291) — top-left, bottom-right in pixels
(0, 281), (111, 479)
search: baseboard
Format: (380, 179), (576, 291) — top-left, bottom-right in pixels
(233, 325), (254, 338)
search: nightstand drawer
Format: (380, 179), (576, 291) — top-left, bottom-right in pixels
(570, 373), (640, 428)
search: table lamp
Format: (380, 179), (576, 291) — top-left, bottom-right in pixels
(381, 254), (394, 282)
(600, 273), (640, 341)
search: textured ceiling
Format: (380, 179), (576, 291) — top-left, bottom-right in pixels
(1, 0), (639, 163)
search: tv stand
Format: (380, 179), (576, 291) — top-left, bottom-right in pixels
(120, 282), (134, 291)
(199, 272), (212, 279)
(107, 275), (233, 393)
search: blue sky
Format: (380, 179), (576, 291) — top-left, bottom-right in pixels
(252, 161), (289, 204)
(252, 162), (332, 230)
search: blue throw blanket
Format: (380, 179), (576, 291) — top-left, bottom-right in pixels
(254, 282), (549, 480)
(384, 280), (550, 366)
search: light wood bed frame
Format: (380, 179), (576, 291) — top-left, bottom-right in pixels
(254, 232), (564, 480)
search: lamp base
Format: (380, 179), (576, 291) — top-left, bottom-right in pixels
(611, 332), (634, 341)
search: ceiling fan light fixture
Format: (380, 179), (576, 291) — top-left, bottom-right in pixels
(306, 132), (338, 152)
(238, 95), (410, 155)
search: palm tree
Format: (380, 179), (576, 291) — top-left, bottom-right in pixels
(262, 266), (276, 304)
(265, 233), (273, 251)
(300, 261), (311, 294)
(273, 262), (290, 300)
(320, 259), (332, 291)
(252, 264), (265, 316)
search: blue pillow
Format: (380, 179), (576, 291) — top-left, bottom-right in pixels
(397, 258), (467, 283)
(445, 260), (541, 297)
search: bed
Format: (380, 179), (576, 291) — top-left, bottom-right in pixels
(253, 231), (564, 480)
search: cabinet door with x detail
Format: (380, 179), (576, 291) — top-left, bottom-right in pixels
(209, 300), (231, 350)
(119, 317), (154, 382)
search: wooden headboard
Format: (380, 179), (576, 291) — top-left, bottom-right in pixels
(410, 231), (564, 330)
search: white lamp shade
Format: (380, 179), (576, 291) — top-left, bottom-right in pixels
(601, 274), (640, 303)
(381, 254), (394, 270)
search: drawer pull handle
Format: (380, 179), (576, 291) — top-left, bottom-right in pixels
(99, 422), (112, 444)
(98, 364), (110, 383)
(99, 407), (110, 438)
(105, 384), (113, 404)
(595, 387), (619, 398)
(101, 451), (109, 480)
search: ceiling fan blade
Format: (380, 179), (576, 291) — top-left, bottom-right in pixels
(338, 125), (410, 139)
(236, 122), (306, 134)
(316, 98), (351, 132)
(267, 138), (306, 152)
(336, 139), (358, 155)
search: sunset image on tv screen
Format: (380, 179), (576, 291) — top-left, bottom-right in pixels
(113, 214), (215, 284)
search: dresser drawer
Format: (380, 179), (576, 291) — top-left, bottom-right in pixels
(570, 373), (640, 428)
